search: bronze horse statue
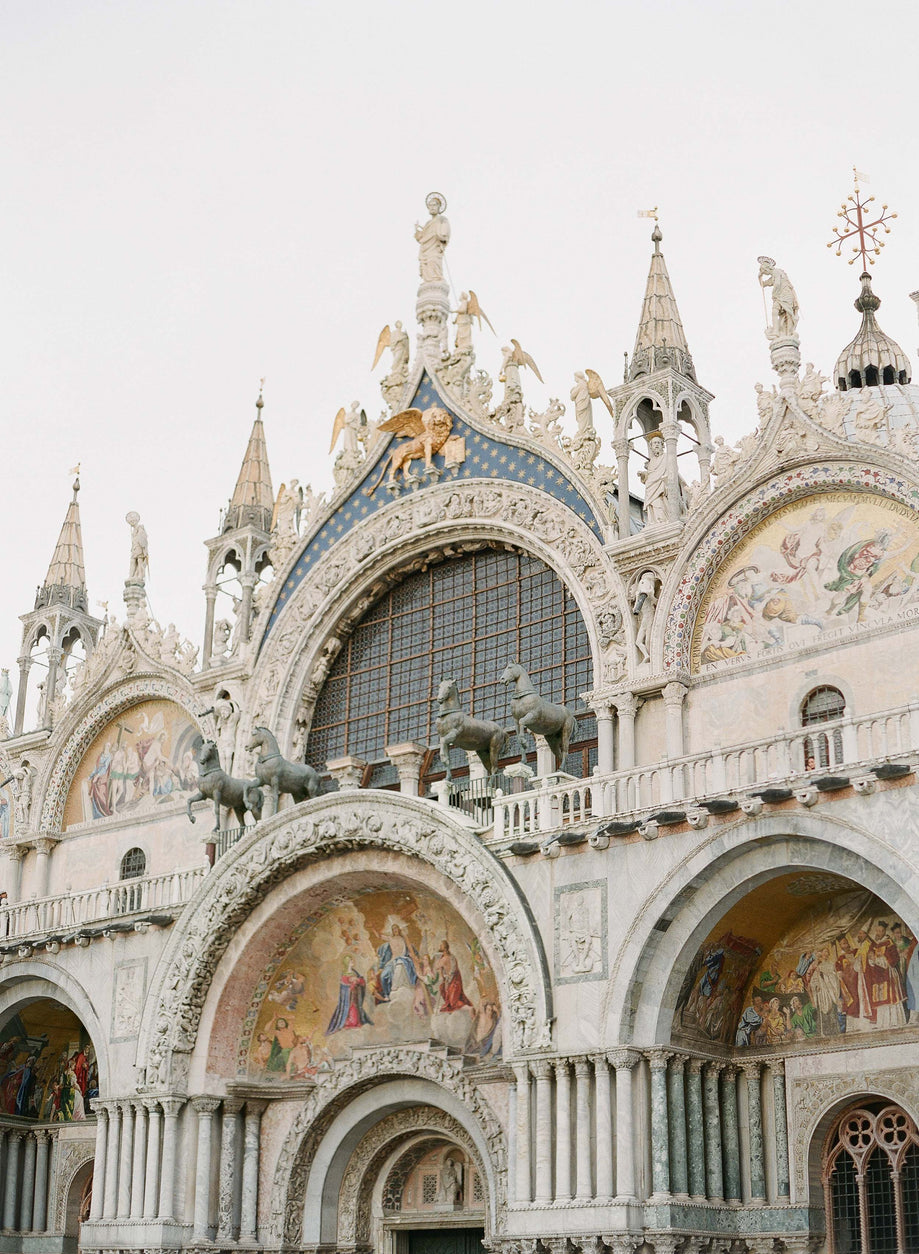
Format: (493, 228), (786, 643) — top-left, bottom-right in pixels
(186, 740), (263, 832)
(435, 679), (510, 780)
(499, 663), (577, 769)
(245, 726), (322, 814)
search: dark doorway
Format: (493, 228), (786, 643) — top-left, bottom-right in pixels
(408, 1228), (485, 1254)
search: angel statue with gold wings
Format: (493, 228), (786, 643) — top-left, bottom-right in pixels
(368, 405), (454, 496)
(454, 291), (495, 354)
(330, 403), (370, 487)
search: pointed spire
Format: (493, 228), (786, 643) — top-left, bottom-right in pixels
(628, 222), (696, 382)
(41, 474), (87, 602)
(224, 384), (274, 533)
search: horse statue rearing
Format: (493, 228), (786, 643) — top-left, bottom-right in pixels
(246, 726), (321, 815)
(499, 663), (577, 769)
(186, 740), (263, 832)
(435, 679), (510, 780)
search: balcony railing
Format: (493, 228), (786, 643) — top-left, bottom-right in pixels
(491, 703), (919, 845)
(0, 866), (207, 943)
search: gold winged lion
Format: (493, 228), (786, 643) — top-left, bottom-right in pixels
(367, 404), (453, 495)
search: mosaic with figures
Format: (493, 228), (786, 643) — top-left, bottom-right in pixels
(0, 1000), (98, 1122)
(675, 873), (919, 1049)
(692, 491), (919, 673)
(240, 887), (502, 1077)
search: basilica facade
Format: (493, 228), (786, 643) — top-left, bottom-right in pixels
(1, 193), (919, 1254)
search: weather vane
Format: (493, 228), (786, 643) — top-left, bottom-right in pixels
(637, 207), (659, 221)
(828, 167), (897, 268)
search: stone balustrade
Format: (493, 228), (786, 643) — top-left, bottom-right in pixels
(491, 702), (919, 844)
(0, 866), (206, 943)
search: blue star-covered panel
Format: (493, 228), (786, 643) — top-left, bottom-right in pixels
(260, 372), (604, 648)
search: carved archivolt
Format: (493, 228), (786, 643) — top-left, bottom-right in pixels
(53, 1137), (95, 1233)
(249, 480), (628, 746)
(337, 1106), (483, 1244)
(267, 1046), (506, 1246)
(790, 1067), (919, 1199)
(661, 463), (919, 675)
(38, 675), (206, 833)
(138, 792), (552, 1089)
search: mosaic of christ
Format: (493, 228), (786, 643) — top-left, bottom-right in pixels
(692, 491), (919, 673)
(241, 887), (502, 1077)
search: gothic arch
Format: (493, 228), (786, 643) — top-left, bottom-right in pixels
(659, 463), (919, 675)
(267, 1053), (505, 1247)
(248, 479), (626, 750)
(603, 809), (919, 1045)
(38, 675), (207, 832)
(137, 792), (553, 1089)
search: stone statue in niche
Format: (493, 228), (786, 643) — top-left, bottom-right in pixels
(757, 256), (799, 339)
(633, 569), (658, 665)
(639, 431), (672, 525)
(499, 663), (576, 769)
(437, 1155), (463, 1207)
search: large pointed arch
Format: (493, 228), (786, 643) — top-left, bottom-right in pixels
(137, 792), (553, 1088)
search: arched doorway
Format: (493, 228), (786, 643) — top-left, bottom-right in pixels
(823, 1102), (919, 1254)
(64, 1160), (94, 1252)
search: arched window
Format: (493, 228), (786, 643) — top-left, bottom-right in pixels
(824, 1103), (919, 1254)
(305, 547), (596, 790)
(119, 847), (146, 879)
(116, 847), (146, 914)
(801, 686), (846, 770)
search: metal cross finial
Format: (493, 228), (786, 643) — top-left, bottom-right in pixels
(828, 170), (897, 268)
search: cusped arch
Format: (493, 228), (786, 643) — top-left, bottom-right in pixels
(0, 964), (111, 1094)
(659, 463), (919, 675)
(604, 810), (919, 1046)
(800, 1088), (919, 1208)
(38, 675), (207, 832)
(250, 479), (624, 748)
(137, 792), (553, 1089)
(268, 1052), (505, 1247)
(614, 387), (669, 440)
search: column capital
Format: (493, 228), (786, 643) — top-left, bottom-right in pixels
(686, 1056), (706, 1075)
(662, 681), (688, 707)
(5, 844), (28, 862)
(244, 1098), (269, 1117)
(529, 1058), (553, 1081)
(192, 1095), (222, 1115)
(741, 1059), (763, 1080)
(33, 836), (59, 855)
(93, 1098), (114, 1118)
(572, 1055), (592, 1078)
(647, 1048), (672, 1070)
(32, 1127), (51, 1143)
(613, 692), (639, 718)
(221, 1097), (245, 1115)
(160, 1096), (185, 1117)
(769, 1057), (786, 1077)
(705, 1058), (725, 1076)
(142, 1097), (162, 1114)
(721, 1061), (739, 1079)
(512, 1062), (531, 1084)
(552, 1057), (570, 1078)
(668, 1052), (687, 1073)
(591, 1053), (610, 1074)
(608, 1048), (641, 1071)
(118, 1097), (137, 1115)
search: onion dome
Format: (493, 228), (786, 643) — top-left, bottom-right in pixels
(835, 272), (911, 390)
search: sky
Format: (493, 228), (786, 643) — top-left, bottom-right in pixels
(2, 0), (919, 698)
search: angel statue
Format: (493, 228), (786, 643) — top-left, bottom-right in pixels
(271, 479), (303, 561)
(373, 321), (411, 409)
(415, 193), (451, 283)
(330, 402), (369, 487)
(757, 256), (799, 339)
(125, 511), (149, 583)
(497, 340), (543, 433)
(368, 405), (454, 495)
(454, 291), (495, 354)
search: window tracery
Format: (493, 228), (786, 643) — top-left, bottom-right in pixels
(824, 1103), (919, 1254)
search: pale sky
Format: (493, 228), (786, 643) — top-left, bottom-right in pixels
(2, 1), (918, 702)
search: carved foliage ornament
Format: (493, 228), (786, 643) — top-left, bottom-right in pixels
(269, 1046), (506, 1245)
(251, 479), (625, 735)
(141, 795), (550, 1089)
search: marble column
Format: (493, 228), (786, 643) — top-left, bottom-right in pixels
(721, 1064), (741, 1203)
(554, 1059), (572, 1201)
(667, 1055), (688, 1198)
(703, 1061), (724, 1202)
(574, 1057), (593, 1200)
(513, 1065), (531, 1203)
(532, 1061), (553, 1203)
(33, 838), (56, 899)
(612, 1051), (638, 1200)
(193, 1097), (220, 1241)
(663, 421), (682, 523)
(595, 704), (615, 773)
(686, 1058), (706, 1199)
(202, 585), (217, 669)
(3, 1131), (22, 1230)
(771, 1060), (790, 1201)
(383, 741), (428, 796)
(19, 1131), (36, 1232)
(116, 1100), (135, 1218)
(130, 1101), (147, 1219)
(14, 654), (31, 736)
(744, 1061), (766, 1203)
(615, 438), (631, 540)
(89, 1106), (108, 1221)
(103, 1100), (122, 1219)
(217, 1098), (244, 1243)
(32, 1131), (50, 1232)
(239, 1100), (266, 1244)
(594, 1054), (614, 1201)
(648, 1050), (671, 1200)
(614, 694), (638, 772)
(158, 1096), (184, 1219)
(143, 1099), (162, 1220)
(5, 847), (25, 905)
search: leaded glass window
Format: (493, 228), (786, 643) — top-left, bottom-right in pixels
(824, 1103), (919, 1253)
(305, 547), (595, 786)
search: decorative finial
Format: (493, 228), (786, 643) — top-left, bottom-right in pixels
(828, 171), (897, 268)
(256, 377), (265, 410)
(638, 207), (661, 250)
(68, 464), (81, 496)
